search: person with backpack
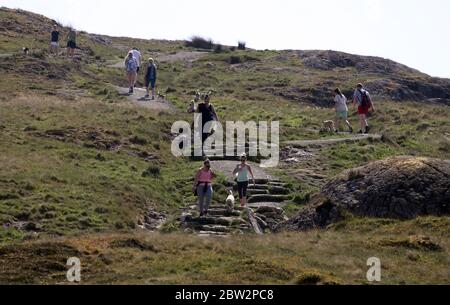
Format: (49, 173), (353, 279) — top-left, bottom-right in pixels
(66, 29), (77, 58)
(193, 159), (216, 217)
(353, 83), (375, 134)
(196, 94), (219, 145)
(334, 88), (353, 133)
(144, 58), (157, 99)
(130, 47), (141, 87)
(232, 153), (256, 207)
(125, 51), (138, 94)
(50, 25), (60, 55)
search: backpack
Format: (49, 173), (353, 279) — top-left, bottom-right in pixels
(359, 89), (370, 108)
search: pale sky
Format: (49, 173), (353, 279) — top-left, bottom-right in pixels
(1, 0), (449, 78)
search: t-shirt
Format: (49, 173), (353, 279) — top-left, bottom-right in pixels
(334, 94), (348, 112)
(197, 169), (213, 183)
(68, 31), (76, 43)
(236, 165), (250, 182)
(131, 49), (141, 67)
(51, 31), (60, 42)
(198, 103), (215, 125)
(354, 89), (371, 106)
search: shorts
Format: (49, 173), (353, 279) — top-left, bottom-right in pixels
(50, 41), (59, 47)
(336, 110), (348, 119)
(145, 78), (156, 89)
(358, 105), (370, 115)
(237, 181), (249, 199)
(67, 41), (77, 49)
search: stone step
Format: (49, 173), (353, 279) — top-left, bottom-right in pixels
(247, 184), (270, 190)
(248, 194), (289, 204)
(197, 231), (229, 237)
(207, 209), (241, 217)
(198, 225), (232, 233)
(209, 205), (245, 211)
(268, 181), (289, 187)
(247, 202), (288, 209)
(186, 216), (247, 227)
(267, 186), (290, 195)
(247, 189), (269, 195)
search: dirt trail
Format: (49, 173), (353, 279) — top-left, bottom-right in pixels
(114, 86), (177, 112)
(284, 133), (382, 148)
(107, 51), (206, 68)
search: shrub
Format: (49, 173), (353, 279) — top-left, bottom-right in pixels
(186, 36), (214, 49)
(142, 166), (161, 177)
(214, 44), (223, 53)
(238, 41), (246, 50)
(228, 56), (241, 65)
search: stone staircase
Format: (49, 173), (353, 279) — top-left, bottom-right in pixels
(181, 178), (291, 236)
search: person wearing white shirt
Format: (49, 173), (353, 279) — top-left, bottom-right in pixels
(130, 48), (141, 87)
(334, 88), (353, 133)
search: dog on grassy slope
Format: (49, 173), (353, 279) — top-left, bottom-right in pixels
(323, 120), (336, 133)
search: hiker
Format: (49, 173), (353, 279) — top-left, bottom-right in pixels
(130, 47), (141, 87)
(196, 94), (219, 145)
(66, 28), (77, 58)
(232, 153), (256, 207)
(353, 83), (375, 134)
(144, 58), (157, 99)
(333, 88), (353, 133)
(125, 52), (138, 94)
(50, 25), (60, 55)
(193, 159), (216, 217)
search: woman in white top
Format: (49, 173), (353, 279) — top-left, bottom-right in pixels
(334, 88), (353, 133)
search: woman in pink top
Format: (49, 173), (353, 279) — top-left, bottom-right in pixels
(193, 159), (216, 216)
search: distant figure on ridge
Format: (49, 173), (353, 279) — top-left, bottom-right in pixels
(144, 58), (157, 99)
(232, 153), (256, 207)
(353, 83), (375, 134)
(125, 51), (138, 94)
(66, 28), (77, 58)
(193, 159), (216, 217)
(333, 88), (353, 133)
(50, 25), (60, 55)
(130, 47), (141, 87)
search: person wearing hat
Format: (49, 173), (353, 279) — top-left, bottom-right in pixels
(233, 153), (256, 207)
(144, 58), (157, 99)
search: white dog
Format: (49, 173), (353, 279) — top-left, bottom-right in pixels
(226, 189), (235, 212)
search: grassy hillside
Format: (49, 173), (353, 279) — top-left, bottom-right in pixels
(0, 7), (449, 284)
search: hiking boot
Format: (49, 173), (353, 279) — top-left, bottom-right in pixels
(365, 126), (371, 134)
(144, 94), (150, 99)
(151, 96), (155, 100)
(359, 130), (364, 134)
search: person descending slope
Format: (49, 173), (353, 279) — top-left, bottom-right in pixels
(125, 52), (138, 94)
(233, 154), (256, 207)
(333, 88), (353, 133)
(144, 58), (157, 99)
(196, 94), (219, 146)
(193, 159), (216, 217)
(353, 83), (375, 134)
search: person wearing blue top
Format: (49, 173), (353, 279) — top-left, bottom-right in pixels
(233, 153), (256, 207)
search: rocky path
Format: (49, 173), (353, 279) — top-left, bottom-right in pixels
(107, 51), (206, 68)
(181, 158), (292, 237)
(115, 86), (176, 112)
(284, 133), (382, 148)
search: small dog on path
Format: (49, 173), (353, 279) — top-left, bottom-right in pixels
(226, 189), (235, 212)
(323, 120), (336, 133)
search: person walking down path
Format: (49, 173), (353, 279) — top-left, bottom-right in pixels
(130, 47), (141, 87)
(50, 25), (60, 55)
(196, 94), (219, 146)
(193, 159), (216, 217)
(66, 29), (77, 58)
(125, 52), (138, 94)
(144, 58), (157, 99)
(333, 88), (353, 133)
(353, 83), (375, 134)
(233, 154), (256, 207)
